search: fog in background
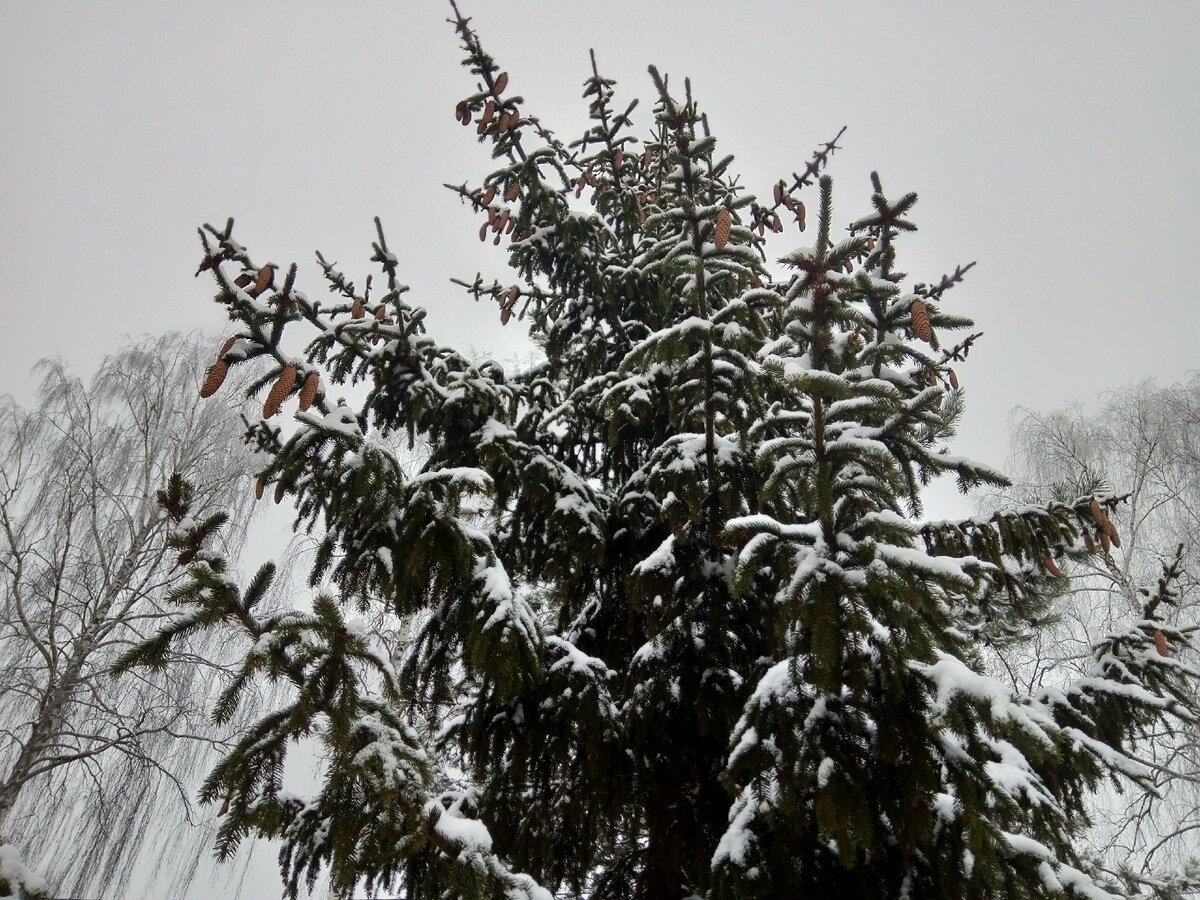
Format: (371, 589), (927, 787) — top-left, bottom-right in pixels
(1, 2), (1197, 896)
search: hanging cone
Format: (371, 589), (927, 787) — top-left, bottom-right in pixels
(1102, 516), (1122, 548)
(218, 797), (231, 817)
(481, 100), (496, 127)
(262, 365), (298, 418)
(494, 71), (509, 95)
(351, 297), (365, 319)
(1100, 529), (1111, 554)
(1154, 629), (1170, 657)
(613, 150), (624, 169)
(374, 305), (387, 321)
(773, 181), (783, 206)
(505, 181), (520, 202)
(948, 369), (960, 390)
(481, 185), (497, 207)
(795, 200), (806, 232)
(218, 336), (238, 359)
(1082, 530), (1096, 554)
(298, 372), (320, 411)
(911, 300), (933, 342)
(479, 222), (489, 242)
(1041, 552), (1063, 578)
(252, 264), (275, 296)
(1090, 498), (1105, 526)
(234, 272), (253, 288)
(200, 359), (229, 398)
(714, 208), (732, 250)
(274, 481), (286, 504)
(255, 476), (266, 501)
(500, 307), (512, 326)
(455, 100), (470, 124)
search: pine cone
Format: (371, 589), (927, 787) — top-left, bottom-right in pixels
(714, 208), (732, 251)
(613, 150), (624, 170)
(795, 200), (806, 232)
(481, 100), (496, 127)
(1083, 530), (1096, 554)
(219, 336), (238, 359)
(773, 181), (783, 206)
(500, 307), (512, 326)
(351, 297), (365, 319)
(1090, 498), (1105, 526)
(1100, 529), (1112, 554)
(479, 222), (489, 242)
(948, 369), (960, 390)
(455, 100), (470, 124)
(494, 72), (509, 95)
(252, 264), (275, 297)
(910, 300), (933, 342)
(218, 796), (231, 817)
(374, 305), (387, 321)
(298, 372), (320, 411)
(255, 476), (266, 501)
(262, 365), (298, 418)
(234, 272), (253, 288)
(481, 185), (497, 207)
(505, 181), (520, 202)
(1041, 552), (1063, 578)
(200, 359), (229, 398)
(1154, 629), (1170, 657)
(1106, 522), (1122, 548)
(771, 213), (783, 233)
(274, 481), (285, 504)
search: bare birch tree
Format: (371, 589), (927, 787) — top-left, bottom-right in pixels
(0, 332), (268, 899)
(1003, 372), (1200, 889)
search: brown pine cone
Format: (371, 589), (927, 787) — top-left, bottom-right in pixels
(796, 200), (807, 232)
(494, 72), (509, 94)
(351, 297), (365, 319)
(911, 300), (933, 343)
(255, 476), (266, 501)
(262, 365), (298, 418)
(714, 208), (732, 250)
(1154, 629), (1170, 657)
(298, 372), (320, 411)
(481, 185), (497, 207)
(1041, 552), (1063, 578)
(948, 369), (960, 390)
(200, 359), (229, 398)
(218, 336), (238, 359)
(505, 181), (520, 202)
(252, 264), (275, 296)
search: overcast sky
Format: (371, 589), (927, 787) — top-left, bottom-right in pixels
(2, 1), (1198, 896)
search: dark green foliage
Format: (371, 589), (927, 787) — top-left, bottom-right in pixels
(123, 6), (1198, 899)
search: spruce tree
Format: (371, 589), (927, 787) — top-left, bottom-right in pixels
(120, 6), (1198, 898)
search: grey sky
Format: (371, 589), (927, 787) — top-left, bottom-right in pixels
(2, 1), (1198, 896)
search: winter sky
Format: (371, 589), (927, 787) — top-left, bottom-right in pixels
(1, 1), (1198, 895)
